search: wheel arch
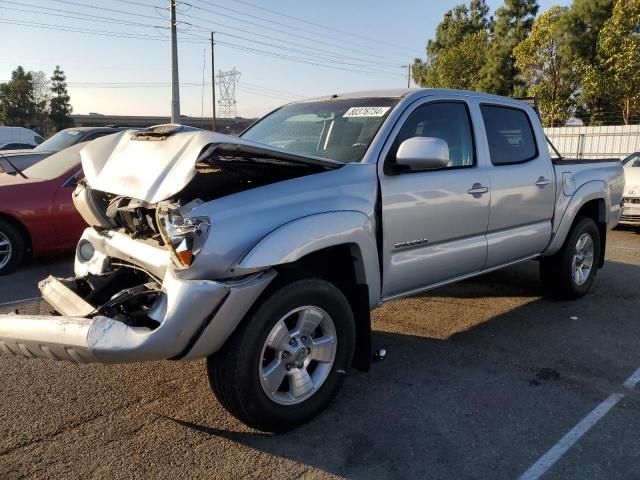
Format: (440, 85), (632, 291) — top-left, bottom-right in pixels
(237, 211), (379, 372)
(0, 212), (32, 254)
(544, 181), (609, 265)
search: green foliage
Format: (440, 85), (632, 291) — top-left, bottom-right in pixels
(49, 65), (73, 131)
(595, 0), (640, 124)
(419, 31), (490, 90)
(514, 6), (577, 126)
(415, 0), (637, 126)
(478, 0), (539, 96)
(0, 66), (37, 127)
(561, 0), (617, 124)
(413, 0), (492, 90)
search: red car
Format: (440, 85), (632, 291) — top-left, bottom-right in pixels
(0, 143), (87, 275)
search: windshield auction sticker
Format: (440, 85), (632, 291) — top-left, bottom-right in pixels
(343, 106), (390, 118)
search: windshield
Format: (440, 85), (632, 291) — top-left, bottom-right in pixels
(241, 97), (398, 163)
(23, 143), (85, 180)
(34, 130), (83, 152)
(622, 153), (640, 168)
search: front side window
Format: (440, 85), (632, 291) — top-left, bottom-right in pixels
(241, 98), (398, 163)
(388, 101), (475, 168)
(481, 105), (537, 165)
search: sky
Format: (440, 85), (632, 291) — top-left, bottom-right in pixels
(0, 0), (571, 119)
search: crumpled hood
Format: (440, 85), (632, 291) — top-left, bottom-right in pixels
(623, 167), (640, 197)
(80, 127), (269, 204)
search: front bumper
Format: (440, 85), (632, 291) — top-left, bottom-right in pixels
(620, 199), (640, 225)
(0, 227), (276, 364)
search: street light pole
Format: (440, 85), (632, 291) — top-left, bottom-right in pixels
(170, 0), (180, 123)
(211, 32), (217, 132)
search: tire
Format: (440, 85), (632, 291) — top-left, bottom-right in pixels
(0, 219), (26, 276)
(207, 276), (356, 433)
(540, 217), (601, 300)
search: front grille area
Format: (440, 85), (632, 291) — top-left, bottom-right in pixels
(623, 197), (640, 204)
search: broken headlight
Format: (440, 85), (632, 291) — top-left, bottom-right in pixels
(157, 208), (210, 269)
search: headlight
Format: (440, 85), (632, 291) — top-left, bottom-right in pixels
(157, 207), (210, 269)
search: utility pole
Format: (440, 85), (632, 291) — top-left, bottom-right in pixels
(210, 32), (216, 132)
(170, 0), (180, 123)
(407, 63), (411, 89)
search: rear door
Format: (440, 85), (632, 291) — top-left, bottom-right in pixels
(379, 98), (491, 299)
(480, 104), (555, 267)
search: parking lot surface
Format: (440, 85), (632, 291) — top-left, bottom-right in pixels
(1, 229), (639, 479)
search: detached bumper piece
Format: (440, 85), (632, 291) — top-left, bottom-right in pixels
(0, 269), (276, 364)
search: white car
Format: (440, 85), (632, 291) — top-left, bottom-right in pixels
(0, 126), (44, 150)
(620, 153), (640, 226)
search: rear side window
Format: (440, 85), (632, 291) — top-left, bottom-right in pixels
(481, 105), (537, 165)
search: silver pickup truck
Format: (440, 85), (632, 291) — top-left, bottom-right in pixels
(0, 89), (625, 432)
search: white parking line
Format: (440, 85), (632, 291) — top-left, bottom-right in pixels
(518, 367), (640, 480)
(0, 296), (41, 308)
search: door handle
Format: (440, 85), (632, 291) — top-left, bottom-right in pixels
(535, 176), (551, 187)
(467, 183), (489, 195)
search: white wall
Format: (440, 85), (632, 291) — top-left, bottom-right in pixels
(545, 125), (640, 160)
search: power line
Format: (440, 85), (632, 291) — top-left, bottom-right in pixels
(177, 11), (402, 68)
(0, 4), (166, 30)
(185, 1), (408, 65)
(229, 0), (415, 54)
(2, 1), (406, 78)
(190, 0), (413, 59)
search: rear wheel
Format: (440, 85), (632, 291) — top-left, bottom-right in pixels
(540, 217), (601, 299)
(207, 277), (355, 433)
(0, 219), (26, 275)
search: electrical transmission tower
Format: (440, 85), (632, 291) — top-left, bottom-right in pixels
(216, 68), (241, 118)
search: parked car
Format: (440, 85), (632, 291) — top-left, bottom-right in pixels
(0, 126), (44, 151)
(620, 152), (640, 226)
(0, 143), (87, 274)
(0, 126), (126, 174)
(0, 142), (37, 151)
(0, 89), (625, 433)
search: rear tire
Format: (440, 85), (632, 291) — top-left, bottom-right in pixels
(0, 219), (26, 275)
(207, 277), (356, 433)
(540, 217), (601, 299)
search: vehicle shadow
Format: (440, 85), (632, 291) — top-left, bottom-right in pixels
(161, 259), (640, 479)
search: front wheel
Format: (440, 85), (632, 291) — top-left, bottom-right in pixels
(0, 219), (26, 276)
(207, 277), (356, 433)
(540, 217), (601, 299)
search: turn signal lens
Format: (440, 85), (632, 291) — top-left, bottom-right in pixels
(157, 209), (209, 269)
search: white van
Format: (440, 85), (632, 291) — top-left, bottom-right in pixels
(0, 126), (45, 150)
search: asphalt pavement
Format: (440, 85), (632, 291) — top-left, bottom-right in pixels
(0, 229), (639, 479)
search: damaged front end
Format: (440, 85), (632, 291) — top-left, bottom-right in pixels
(0, 126), (342, 363)
(0, 245), (275, 363)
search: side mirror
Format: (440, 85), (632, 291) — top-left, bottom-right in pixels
(396, 137), (449, 171)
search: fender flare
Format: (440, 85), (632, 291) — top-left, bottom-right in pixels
(237, 211), (381, 308)
(543, 180), (608, 256)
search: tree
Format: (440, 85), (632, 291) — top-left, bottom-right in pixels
(560, 0), (616, 124)
(30, 70), (51, 131)
(593, 0), (640, 125)
(49, 66), (72, 130)
(418, 31), (490, 90)
(413, 0), (492, 89)
(0, 66), (37, 126)
(478, 0), (539, 96)
(514, 6), (577, 126)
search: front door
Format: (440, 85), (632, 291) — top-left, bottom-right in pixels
(379, 100), (490, 300)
